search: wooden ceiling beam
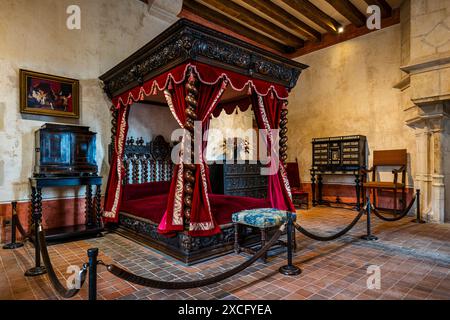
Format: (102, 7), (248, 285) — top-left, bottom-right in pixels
(363, 0), (392, 18)
(200, 0), (304, 48)
(325, 0), (367, 27)
(279, 0), (342, 33)
(183, 0), (295, 53)
(237, 0), (321, 41)
(293, 8), (400, 58)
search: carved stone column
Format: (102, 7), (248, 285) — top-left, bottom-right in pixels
(279, 103), (289, 167)
(430, 118), (447, 223)
(397, 0), (450, 223)
(406, 106), (449, 223)
(183, 68), (198, 230)
(413, 125), (432, 219)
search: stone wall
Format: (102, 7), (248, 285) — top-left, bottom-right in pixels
(127, 103), (179, 143)
(206, 108), (256, 161)
(0, 0), (181, 230)
(288, 24), (416, 187)
(401, 0), (450, 223)
(288, 0), (449, 222)
(0, 0), (179, 203)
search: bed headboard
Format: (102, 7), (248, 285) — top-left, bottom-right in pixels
(113, 135), (174, 185)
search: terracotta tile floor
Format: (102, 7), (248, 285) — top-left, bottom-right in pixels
(1, 207), (449, 300)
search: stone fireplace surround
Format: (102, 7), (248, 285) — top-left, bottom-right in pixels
(397, 0), (450, 223)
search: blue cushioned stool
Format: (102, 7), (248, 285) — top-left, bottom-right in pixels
(232, 208), (297, 263)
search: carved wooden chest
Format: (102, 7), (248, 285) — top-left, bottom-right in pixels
(312, 135), (367, 173)
(34, 123), (97, 177)
(209, 162), (268, 198)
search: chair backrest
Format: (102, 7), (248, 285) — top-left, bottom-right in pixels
(286, 160), (301, 189)
(373, 149), (407, 167)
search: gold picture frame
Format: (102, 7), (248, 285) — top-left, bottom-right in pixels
(20, 69), (79, 118)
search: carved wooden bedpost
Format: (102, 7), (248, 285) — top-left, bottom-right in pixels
(183, 67), (198, 230)
(110, 105), (117, 149)
(109, 105), (118, 165)
(280, 102), (289, 167)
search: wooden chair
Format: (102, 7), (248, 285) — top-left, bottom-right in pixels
(362, 149), (407, 213)
(286, 159), (309, 209)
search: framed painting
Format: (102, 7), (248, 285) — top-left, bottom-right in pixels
(20, 69), (79, 118)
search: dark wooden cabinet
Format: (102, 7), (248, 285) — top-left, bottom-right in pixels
(312, 135), (367, 172)
(34, 123), (97, 177)
(310, 135), (367, 210)
(209, 162), (268, 198)
(30, 123), (102, 243)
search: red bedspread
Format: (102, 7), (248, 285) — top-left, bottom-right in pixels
(120, 182), (270, 225)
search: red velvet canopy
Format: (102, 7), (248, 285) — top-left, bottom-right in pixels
(111, 62), (289, 109)
(212, 97), (252, 118)
(104, 60), (295, 237)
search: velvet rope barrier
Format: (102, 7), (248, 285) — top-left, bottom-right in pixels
(38, 224), (88, 298)
(15, 210), (29, 241)
(101, 223), (286, 289)
(371, 194), (416, 222)
(294, 209), (365, 242)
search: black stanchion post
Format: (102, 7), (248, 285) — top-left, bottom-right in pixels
(361, 196), (378, 241)
(3, 202), (24, 249)
(25, 188), (46, 277)
(88, 248), (98, 301)
(24, 221), (47, 276)
(279, 212), (301, 276)
(412, 189), (425, 224)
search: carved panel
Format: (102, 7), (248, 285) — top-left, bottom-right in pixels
(100, 20), (307, 98)
(118, 135), (173, 184)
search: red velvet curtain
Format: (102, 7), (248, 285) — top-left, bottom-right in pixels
(157, 80), (188, 234)
(251, 91), (295, 212)
(104, 61), (294, 227)
(158, 72), (228, 236)
(103, 104), (131, 223)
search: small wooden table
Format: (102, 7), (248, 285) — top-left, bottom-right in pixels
(29, 175), (103, 243)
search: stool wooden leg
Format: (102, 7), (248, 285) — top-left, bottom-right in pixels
(261, 228), (267, 263)
(234, 223), (240, 254)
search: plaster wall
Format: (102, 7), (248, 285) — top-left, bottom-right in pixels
(0, 0), (180, 204)
(206, 109), (257, 161)
(127, 104), (179, 143)
(288, 25), (416, 188)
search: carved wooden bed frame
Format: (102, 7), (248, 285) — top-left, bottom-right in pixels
(100, 19), (306, 264)
(109, 135), (264, 264)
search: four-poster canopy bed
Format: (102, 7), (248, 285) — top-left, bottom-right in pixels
(99, 19), (308, 264)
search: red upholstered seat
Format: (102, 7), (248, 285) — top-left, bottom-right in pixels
(120, 183), (270, 225)
(286, 162), (302, 190)
(286, 161), (309, 209)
